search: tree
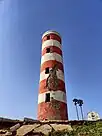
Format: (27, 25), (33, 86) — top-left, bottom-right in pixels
(73, 99), (79, 120)
(78, 99), (84, 120)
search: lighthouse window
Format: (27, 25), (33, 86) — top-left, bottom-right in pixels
(47, 35), (50, 40)
(46, 48), (50, 53)
(45, 93), (50, 102)
(45, 67), (49, 74)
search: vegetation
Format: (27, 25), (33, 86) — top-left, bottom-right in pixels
(48, 121), (102, 136)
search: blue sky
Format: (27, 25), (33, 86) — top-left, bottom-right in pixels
(0, 0), (102, 120)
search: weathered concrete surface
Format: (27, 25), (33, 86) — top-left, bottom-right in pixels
(34, 124), (52, 135)
(17, 123), (72, 135)
(51, 124), (73, 131)
(0, 122), (73, 135)
(17, 124), (40, 136)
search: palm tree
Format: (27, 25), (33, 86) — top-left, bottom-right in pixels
(78, 99), (84, 120)
(73, 99), (79, 120)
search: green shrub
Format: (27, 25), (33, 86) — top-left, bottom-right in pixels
(47, 121), (102, 136)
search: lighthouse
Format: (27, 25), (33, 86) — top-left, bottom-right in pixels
(37, 30), (68, 120)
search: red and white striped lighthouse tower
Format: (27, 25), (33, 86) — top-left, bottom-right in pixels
(37, 30), (68, 120)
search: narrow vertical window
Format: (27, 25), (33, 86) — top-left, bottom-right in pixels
(46, 48), (50, 53)
(45, 67), (49, 74)
(45, 93), (50, 102)
(47, 35), (50, 40)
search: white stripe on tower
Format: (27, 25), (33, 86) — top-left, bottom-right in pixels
(42, 39), (61, 50)
(41, 53), (63, 64)
(40, 69), (64, 82)
(38, 91), (67, 104)
(42, 31), (61, 38)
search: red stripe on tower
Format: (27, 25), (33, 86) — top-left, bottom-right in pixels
(42, 46), (62, 56)
(39, 79), (66, 93)
(37, 30), (68, 120)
